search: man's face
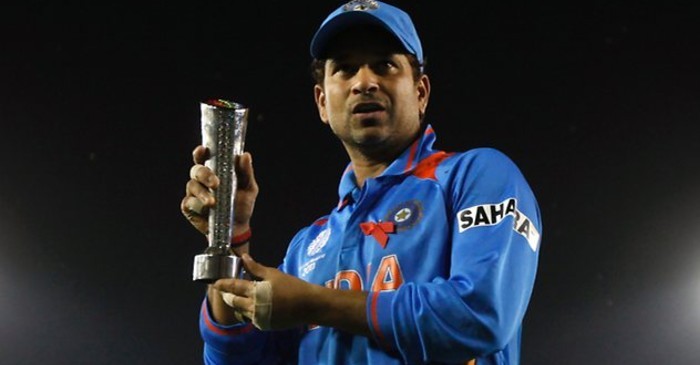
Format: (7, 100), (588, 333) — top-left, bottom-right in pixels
(314, 28), (430, 153)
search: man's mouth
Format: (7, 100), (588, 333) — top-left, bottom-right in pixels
(352, 102), (385, 114)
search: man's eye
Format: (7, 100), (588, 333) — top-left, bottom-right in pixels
(334, 64), (356, 75)
(373, 61), (396, 73)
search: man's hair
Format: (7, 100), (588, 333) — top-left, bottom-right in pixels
(309, 54), (425, 86)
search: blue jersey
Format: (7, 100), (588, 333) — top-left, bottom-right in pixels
(200, 125), (542, 365)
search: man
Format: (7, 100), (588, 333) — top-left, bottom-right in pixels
(181, 1), (542, 364)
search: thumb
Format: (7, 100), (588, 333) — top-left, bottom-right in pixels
(241, 253), (266, 279)
(237, 152), (257, 189)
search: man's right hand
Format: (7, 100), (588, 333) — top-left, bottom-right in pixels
(180, 145), (259, 237)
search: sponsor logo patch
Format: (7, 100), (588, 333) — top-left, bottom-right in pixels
(457, 198), (540, 251)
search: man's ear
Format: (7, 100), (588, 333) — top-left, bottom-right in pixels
(417, 74), (431, 118)
(314, 84), (329, 124)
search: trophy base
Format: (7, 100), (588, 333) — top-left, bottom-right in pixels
(192, 254), (243, 283)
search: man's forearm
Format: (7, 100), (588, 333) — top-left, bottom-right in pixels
(305, 285), (371, 337)
(210, 280), (372, 335)
(206, 247), (372, 336)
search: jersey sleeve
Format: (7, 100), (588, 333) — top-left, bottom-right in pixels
(199, 298), (271, 365)
(198, 227), (313, 364)
(366, 148), (542, 363)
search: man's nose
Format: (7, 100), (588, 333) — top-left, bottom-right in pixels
(351, 66), (379, 95)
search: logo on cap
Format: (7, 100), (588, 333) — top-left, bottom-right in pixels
(344, 0), (379, 12)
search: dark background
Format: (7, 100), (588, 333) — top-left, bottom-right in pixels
(1, 1), (699, 364)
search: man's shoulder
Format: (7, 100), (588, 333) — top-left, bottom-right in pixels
(434, 146), (521, 175)
(431, 146), (532, 193)
(447, 146), (514, 163)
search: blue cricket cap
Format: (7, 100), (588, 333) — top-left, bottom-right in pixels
(310, 0), (424, 66)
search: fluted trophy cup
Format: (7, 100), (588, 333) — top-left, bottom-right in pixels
(192, 99), (249, 283)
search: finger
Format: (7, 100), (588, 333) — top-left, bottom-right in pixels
(189, 164), (219, 189)
(232, 310), (246, 323)
(180, 196), (208, 234)
(241, 254), (266, 279)
(221, 292), (254, 317)
(214, 278), (256, 298)
(192, 145), (210, 165)
(186, 179), (215, 206)
(182, 196), (206, 215)
(221, 292), (236, 307)
(235, 153), (258, 190)
(221, 293), (253, 323)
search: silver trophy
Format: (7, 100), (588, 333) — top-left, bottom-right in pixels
(192, 99), (249, 283)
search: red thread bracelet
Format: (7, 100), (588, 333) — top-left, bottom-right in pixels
(230, 228), (252, 248)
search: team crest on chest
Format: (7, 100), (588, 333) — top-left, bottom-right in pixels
(384, 200), (423, 231)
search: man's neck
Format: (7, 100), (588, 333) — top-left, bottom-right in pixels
(349, 158), (389, 188)
(342, 124), (425, 188)
(343, 140), (409, 188)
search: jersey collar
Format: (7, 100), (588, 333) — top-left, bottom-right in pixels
(336, 124), (438, 209)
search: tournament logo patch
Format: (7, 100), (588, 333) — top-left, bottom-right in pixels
(384, 200), (423, 232)
(456, 198), (540, 252)
(307, 228), (331, 257)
